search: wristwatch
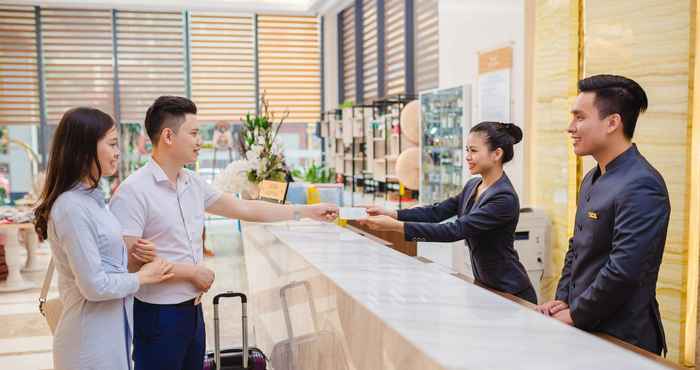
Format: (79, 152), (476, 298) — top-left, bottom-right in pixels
(292, 206), (302, 221)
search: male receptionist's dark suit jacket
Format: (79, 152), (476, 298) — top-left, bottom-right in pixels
(555, 144), (669, 355)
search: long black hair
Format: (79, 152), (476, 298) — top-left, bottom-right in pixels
(34, 107), (116, 241)
(470, 121), (523, 164)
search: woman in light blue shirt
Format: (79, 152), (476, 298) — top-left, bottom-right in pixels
(33, 107), (174, 370)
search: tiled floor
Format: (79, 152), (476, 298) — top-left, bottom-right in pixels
(0, 219), (247, 370)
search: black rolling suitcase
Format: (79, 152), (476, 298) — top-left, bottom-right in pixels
(203, 292), (268, 370)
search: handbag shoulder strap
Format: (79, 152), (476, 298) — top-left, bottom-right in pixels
(40, 258), (55, 304)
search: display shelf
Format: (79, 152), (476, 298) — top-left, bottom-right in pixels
(419, 85), (472, 206)
(321, 95), (417, 207)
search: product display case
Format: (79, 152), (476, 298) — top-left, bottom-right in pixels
(419, 85), (472, 206)
(417, 85), (472, 273)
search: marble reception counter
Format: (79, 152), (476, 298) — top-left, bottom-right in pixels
(241, 220), (676, 370)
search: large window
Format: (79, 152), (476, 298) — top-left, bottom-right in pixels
(0, 5), (40, 196)
(0, 7), (324, 174)
(338, 0), (439, 102)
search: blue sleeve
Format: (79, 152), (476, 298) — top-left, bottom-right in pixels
(53, 203), (140, 302)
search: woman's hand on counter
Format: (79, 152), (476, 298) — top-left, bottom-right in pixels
(360, 215), (404, 233)
(363, 206), (398, 219)
(302, 203), (339, 222)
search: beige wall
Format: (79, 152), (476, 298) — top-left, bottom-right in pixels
(585, 0), (693, 363)
(529, 0), (697, 365)
(692, 0), (700, 366)
(529, 0), (580, 302)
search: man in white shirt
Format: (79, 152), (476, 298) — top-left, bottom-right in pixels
(110, 96), (337, 370)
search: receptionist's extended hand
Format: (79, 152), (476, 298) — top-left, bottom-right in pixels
(363, 206), (398, 219)
(360, 215), (404, 233)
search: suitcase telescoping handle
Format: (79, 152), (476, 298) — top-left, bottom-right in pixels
(213, 292), (248, 370)
(280, 281), (319, 340)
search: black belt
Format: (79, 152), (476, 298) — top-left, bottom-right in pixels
(136, 298), (197, 307)
(174, 298), (197, 306)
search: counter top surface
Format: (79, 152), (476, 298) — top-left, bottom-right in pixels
(258, 220), (672, 370)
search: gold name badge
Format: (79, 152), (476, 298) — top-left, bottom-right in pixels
(587, 211), (599, 220)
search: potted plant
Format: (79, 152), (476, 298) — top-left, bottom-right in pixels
(291, 163), (336, 184)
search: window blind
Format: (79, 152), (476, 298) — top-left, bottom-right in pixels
(0, 5), (38, 125)
(383, 0), (405, 96)
(340, 6), (356, 104)
(116, 10), (185, 123)
(414, 0), (438, 93)
(42, 8), (114, 124)
(257, 15), (321, 124)
(190, 13), (255, 124)
(362, 0), (378, 102)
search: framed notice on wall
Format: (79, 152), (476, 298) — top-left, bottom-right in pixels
(477, 46), (513, 123)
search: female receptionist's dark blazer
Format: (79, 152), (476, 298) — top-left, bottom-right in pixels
(398, 174), (533, 297)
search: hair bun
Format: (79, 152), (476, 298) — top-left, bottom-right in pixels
(501, 123), (523, 144)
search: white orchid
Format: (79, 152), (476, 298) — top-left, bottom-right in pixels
(273, 142), (284, 155)
(247, 155), (260, 169)
(213, 159), (255, 194)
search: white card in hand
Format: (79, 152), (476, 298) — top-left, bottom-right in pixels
(339, 207), (368, 220)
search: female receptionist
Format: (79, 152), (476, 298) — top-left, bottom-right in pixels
(362, 121), (537, 303)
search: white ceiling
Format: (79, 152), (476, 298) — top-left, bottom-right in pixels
(7, 0), (349, 14)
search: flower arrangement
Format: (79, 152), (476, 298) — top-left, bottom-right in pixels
(214, 94), (289, 198)
(213, 159), (256, 195)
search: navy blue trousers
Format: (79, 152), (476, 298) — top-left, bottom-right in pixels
(133, 298), (205, 370)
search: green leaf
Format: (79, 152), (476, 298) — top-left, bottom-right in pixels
(247, 170), (258, 183)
